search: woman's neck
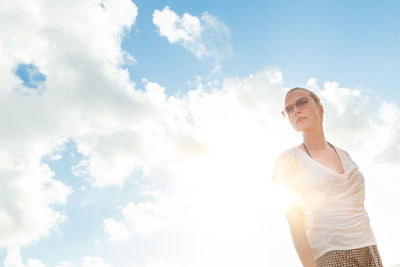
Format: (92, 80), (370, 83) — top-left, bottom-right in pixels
(302, 128), (328, 151)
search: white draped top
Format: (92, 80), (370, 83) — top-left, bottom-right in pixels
(272, 145), (377, 260)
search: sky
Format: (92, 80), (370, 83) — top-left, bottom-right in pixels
(1, 0), (400, 266)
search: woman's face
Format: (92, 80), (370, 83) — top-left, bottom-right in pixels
(284, 90), (323, 132)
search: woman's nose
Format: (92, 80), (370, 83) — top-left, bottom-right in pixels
(292, 104), (301, 115)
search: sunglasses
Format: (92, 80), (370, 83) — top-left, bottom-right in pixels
(281, 96), (312, 118)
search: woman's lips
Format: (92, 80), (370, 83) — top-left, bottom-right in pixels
(296, 117), (306, 123)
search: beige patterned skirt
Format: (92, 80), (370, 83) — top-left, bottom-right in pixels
(315, 245), (383, 267)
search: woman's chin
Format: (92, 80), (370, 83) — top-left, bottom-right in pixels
(294, 124), (309, 132)
(293, 126), (303, 132)
(292, 121), (310, 132)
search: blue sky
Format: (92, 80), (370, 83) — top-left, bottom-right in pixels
(124, 0), (400, 99)
(1, 0), (400, 266)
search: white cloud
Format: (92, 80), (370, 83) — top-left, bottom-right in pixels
(81, 257), (112, 267)
(142, 258), (181, 267)
(0, 0), (137, 249)
(1, 0), (400, 266)
(104, 188), (192, 240)
(100, 70), (400, 266)
(4, 247), (46, 267)
(3, 247), (24, 267)
(305, 77), (320, 91)
(99, 68), (302, 266)
(0, 163), (70, 247)
(103, 217), (130, 242)
(3, 248), (113, 267)
(54, 261), (74, 267)
(152, 6), (232, 60)
(54, 257), (113, 267)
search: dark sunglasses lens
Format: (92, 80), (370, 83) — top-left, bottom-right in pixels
(284, 97), (309, 116)
(297, 97), (308, 107)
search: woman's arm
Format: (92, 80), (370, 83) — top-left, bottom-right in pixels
(285, 205), (317, 267)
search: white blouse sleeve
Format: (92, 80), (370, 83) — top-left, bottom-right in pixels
(271, 151), (299, 192)
(271, 150), (303, 210)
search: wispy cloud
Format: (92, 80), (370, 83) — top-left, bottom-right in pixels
(152, 6), (233, 61)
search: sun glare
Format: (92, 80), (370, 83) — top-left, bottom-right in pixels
(271, 181), (302, 213)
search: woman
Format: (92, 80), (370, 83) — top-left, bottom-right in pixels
(271, 87), (383, 267)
